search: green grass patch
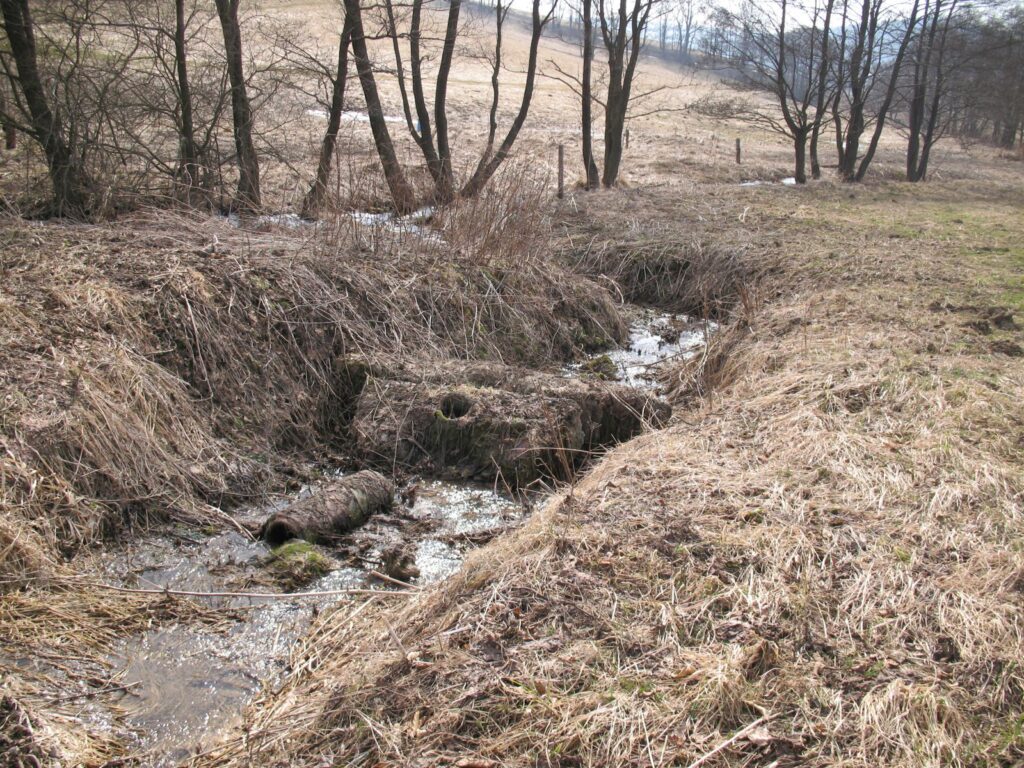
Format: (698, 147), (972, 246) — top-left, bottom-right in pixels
(267, 540), (333, 589)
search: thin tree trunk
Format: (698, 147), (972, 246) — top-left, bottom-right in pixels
(837, 0), (872, 181)
(582, 0), (600, 189)
(174, 0), (199, 190)
(602, 87), (625, 187)
(0, 0), (88, 216)
(433, 0), (462, 201)
(831, 0), (849, 164)
(855, 0), (920, 181)
(809, 0), (835, 179)
(302, 17), (353, 219)
(0, 87), (15, 150)
(344, 0), (416, 213)
(409, 0), (443, 185)
(795, 131), (808, 183)
(600, 0), (649, 187)
(460, 0), (552, 196)
(906, 0), (932, 181)
(214, 0), (261, 212)
(472, 0), (506, 177)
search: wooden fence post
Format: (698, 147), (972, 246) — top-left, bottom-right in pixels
(557, 144), (564, 199)
(735, 137), (741, 164)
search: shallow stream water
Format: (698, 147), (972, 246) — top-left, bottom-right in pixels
(95, 480), (521, 765)
(569, 309), (712, 387)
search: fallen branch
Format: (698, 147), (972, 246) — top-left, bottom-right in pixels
(76, 581), (415, 600)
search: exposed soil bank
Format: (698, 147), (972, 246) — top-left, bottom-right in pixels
(199, 181), (1024, 767)
(344, 358), (671, 485)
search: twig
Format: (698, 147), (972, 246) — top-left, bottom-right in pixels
(683, 715), (771, 768)
(368, 569), (422, 590)
(42, 680), (140, 705)
(75, 581), (415, 600)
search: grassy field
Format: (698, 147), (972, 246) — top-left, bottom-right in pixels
(1, 2), (1023, 765)
(184, 174), (1023, 767)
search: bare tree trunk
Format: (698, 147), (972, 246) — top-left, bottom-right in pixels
(344, 0), (416, 213)
(302, 17), (353, 219)
(809, 0), (836, 179)
(408, 0), (443, 185)
(599, 0), (651, 188)
(838, 0), (870, 181)
(602, 83), (626, 186)
(1000, 120), (1017, 148)
(460, 0), (552, 196)
(465, 0), (507, 186)
(174, 0), (200, 191)
(0, 0), (88, 216)
(831, 0), (849, 164)
(854, 0), (919, 180)
(809, 122), (823, 179)
(433, 0), (462, 201)
(0, 86), (15, 150)
(582, 0), (600, 189)
(795, 130), (808, 183)
(214, 0), (261, 212)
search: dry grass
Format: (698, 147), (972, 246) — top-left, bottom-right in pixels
(0, 171), (627, 588)
(199, 176), (1024, 768)
(2, 4), (1022, 762)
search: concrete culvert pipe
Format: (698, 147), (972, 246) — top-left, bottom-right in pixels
(259, 470), (395, 546)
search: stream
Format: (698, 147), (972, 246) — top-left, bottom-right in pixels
(72, 309), (711, 765)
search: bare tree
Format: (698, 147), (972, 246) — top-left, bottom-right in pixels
(174, 0), (200, 189)
(0, 0), (90, 215)
(720, 0), (836, 183)
(0, 81), (14, 150)
(582, 0), (600, 188)
(809, 0), (835, 177)
(214, 0), (261, 211)
(903, 0), (966, 180)
(460, 0), (556, 196)
(344, 0), (417, 212)
(355, 0), (554, 208)
(832, 0), (920, 181)
(598, 0), (659, 186)
(677, 0), (696, 56)
(301, 15), (353, 219)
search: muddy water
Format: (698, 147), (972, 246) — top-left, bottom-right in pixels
(101, 481), (521, 765)
(97, 309), (707, 765)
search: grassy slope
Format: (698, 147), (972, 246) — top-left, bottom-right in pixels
(206, 178), (1024, 767)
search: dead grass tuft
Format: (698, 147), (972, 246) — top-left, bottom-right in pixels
(556, 191), (765, 320)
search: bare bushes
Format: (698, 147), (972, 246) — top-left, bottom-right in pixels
(568, 234), (758, 319)
(558, 194), (763, 321)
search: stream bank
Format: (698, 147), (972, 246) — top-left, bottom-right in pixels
(51, 307), (711, 765)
